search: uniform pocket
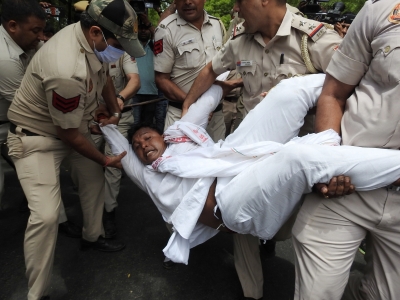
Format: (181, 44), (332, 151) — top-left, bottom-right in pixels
(237, 64), (257, 94)
(177, 43), (201, 69)
(371, 34), (400, 83)
(274, 63), (307, 86)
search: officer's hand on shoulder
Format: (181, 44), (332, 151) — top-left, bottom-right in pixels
(105, 152), (127, 169)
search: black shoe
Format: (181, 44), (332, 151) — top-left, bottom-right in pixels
(58, 221), (82, 238)
(80, 236), (125, 252)
(162, 260), (176, 270)
(260, 239), (276, 258)
(103, 209), (117, 239)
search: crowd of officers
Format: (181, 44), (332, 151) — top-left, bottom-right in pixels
(0, 0), (399, 299)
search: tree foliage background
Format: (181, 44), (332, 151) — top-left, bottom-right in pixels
(0, 0), (367, 32)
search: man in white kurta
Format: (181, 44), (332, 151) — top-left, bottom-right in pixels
(102, 74), (400, 264)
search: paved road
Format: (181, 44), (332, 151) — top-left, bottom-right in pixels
(0, 159), (366, 300)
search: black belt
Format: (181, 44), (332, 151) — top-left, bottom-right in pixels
(168, 102), (223, 112)
(9, 122), (59, 140)
(0, 121), (9, 125)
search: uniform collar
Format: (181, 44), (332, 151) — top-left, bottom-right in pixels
(0, 25), (31, 59)
(176, 10), (211, 26)
(275, 9), (292, 37)
(75, 22), (103, 73)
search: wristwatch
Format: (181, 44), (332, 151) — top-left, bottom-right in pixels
(116, 94), (125, 102)
(112, 112), (122, 118)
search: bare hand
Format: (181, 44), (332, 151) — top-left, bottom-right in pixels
(117, 98), (124, 110)
(106, 151), (127, 169)
(39, 2), (52, 8)
(260, 91), (268, 98)
(314, 175), (355, 199)
(214, 78), (243, 100)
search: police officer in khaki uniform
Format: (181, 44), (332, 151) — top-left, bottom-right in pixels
(0, 0), (79, 237)
(153, 0), (226, 142)
(0, 0), (45, 206)
(6, 0), (145, 299)
(292, 1), (400, 299)
(92, 51), (140, 238)
(183, 0), (342, 298)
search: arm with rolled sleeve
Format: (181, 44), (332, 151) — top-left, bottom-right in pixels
(44, 76), (125, 168)
(154, 25), (187, 102)
(120, 53), (140, 101)
(315, 2), (373, 133)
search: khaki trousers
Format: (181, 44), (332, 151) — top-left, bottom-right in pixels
(92, 111), (134, 212)
(8, 129), (105, 300)
(292, 189), (400, 300)
(164, 105), (226, 142)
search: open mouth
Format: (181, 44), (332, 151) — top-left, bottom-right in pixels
(146, 150), (156, 157)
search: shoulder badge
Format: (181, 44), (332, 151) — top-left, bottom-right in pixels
(388, 3), (400, 24)
(158, 13), (178, 29)
(291, 15), (326, 42)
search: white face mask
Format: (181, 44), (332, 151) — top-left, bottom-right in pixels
(93, 31), (124, 63)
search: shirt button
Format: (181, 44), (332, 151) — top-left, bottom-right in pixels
(243, 71), (247, 75)
(384, 46), (391, 53)
(265, 49), (269, 54)
(264, 72), (268, 77)
(288, 73), (293, 78)
(80, 48), (84, 53)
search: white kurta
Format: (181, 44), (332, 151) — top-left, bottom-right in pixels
(102, 74), (400, 263)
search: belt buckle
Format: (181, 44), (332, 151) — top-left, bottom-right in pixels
(387, 185), (400, 192)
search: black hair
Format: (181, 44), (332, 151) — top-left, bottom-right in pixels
(128, 121), (162, 144)
(79, 11), (116, 40)
(1, 0), (47, 25)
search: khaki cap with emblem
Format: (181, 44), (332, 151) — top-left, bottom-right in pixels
(88, 0), (145, 57)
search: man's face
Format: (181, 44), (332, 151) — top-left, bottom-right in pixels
(132, 127), (167, 165)
(175, 0), (206, 24)
(138, 27), (151, 42)
(10, 16), (46, 51)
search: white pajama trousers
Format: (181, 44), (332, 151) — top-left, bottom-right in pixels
(217, 74), (400, 240)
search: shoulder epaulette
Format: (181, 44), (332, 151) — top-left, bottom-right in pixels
(157, 14), (178, 29)
(208, 14), (220, 21)
(291, 14), (326, 42)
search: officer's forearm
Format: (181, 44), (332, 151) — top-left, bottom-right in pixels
(56, 127), (107, 166)
(102, 75), (121, 114)
(183, 62), (218, 112)
(119, 73), (140, 101)
(315, 73), (355, 134)
(155, 72), (186, 103)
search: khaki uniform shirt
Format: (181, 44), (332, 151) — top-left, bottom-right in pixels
(212, 10), (342, 113)
(8, 22), (107, 137)
(327, 0), (400, 149)
(0, 26), (35, 121)
(154, 11), (224, 94)
(103, 52), (139, 107)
